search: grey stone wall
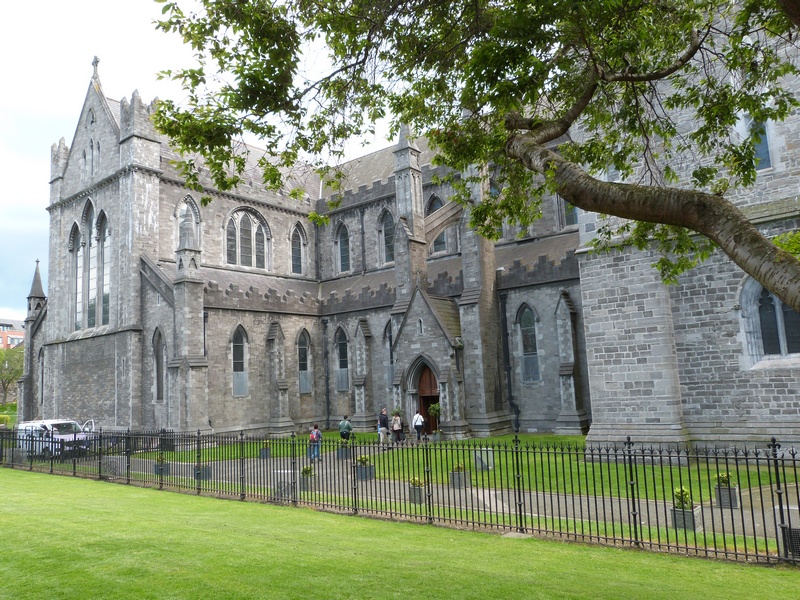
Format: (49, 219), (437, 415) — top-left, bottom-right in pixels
(580, 247), (687, 445)
(501, 280), (588, 432)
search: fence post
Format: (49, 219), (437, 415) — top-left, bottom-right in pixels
(290, 432), (298, 505)
(351, 439), (359, 515)
(240, 431), (246, 501)
(196, 430), (202, 495)
(423, 434), (433, 524)
(125, 429), (131, 484)
(768, 437), (788, 559)
(157, 429), (165, 490)
(50, 435), (56, 474)
(625, 437), (640, 547)
(97, 429), (104, 479)
(512, 436), (526, 533)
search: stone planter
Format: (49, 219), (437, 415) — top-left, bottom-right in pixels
(671, 506), (701, 531)
(430, 432), (442, 443)
(336, 446), (351, 460)
(298, 475), (316, 492)
(449, 470), (470, 489)
(409, 485), (425, 504)
(195, 465), (212, 480)
(780, 526), (800, 557)
(356, 464), (375, 481)
(154, 463), (170, 476)
(259, 448), (271, 459)
(714, 485), (739, 509)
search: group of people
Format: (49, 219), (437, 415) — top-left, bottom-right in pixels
(378, 407), (426, 446)
(308, 409), (428, 461)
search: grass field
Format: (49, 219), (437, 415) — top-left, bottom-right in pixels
(1, 468), (798, 599)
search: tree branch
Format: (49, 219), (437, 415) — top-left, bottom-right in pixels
(604, 29), (704, 83)
(505, 135), (800, 313)
(505, 66), (599, 143)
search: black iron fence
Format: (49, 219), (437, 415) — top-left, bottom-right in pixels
(1, 428), (799, 565)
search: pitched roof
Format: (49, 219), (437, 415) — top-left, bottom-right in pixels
(28, 260), (45, 299)
(425, 293), (462, 341)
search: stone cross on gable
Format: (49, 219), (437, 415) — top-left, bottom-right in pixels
(92, 56), (100, 78)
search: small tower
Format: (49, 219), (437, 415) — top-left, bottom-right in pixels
(26, 260), (46, 319)
(21, 260), (47, 422)
(392, 125), (428, 309)
(173, 218), (209, 429)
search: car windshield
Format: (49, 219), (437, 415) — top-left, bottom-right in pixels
(51, 422), (82, 435)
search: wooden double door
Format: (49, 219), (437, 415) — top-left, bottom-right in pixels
(417, 365), (439, 434)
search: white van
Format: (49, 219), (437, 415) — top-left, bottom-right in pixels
(15, 420), (94, 458)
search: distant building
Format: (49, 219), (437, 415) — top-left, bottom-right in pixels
(0, 319), (24, 349)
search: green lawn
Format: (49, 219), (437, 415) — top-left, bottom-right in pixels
(1, 468), (798, 599)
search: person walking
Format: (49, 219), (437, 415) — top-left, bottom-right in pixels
(412, 410), (425, 441)
(338, 415), (353, 441)
(378, 408), (390, 448)
(309, 423), (322, 462)
(391, 411), (403, 444)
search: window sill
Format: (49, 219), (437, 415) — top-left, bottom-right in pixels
(751, 355), (800, 370)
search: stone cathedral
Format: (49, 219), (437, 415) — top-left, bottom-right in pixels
(18, 64), (800, 445)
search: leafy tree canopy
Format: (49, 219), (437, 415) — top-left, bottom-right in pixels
(0, 346), (24, 405)
(153, 0), (800, 310)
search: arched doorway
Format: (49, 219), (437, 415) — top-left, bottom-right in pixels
(418, 365), (439, 434)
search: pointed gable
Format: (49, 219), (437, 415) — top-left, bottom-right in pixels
(394, 287), (461, 348)
(59, 63), (122, 196)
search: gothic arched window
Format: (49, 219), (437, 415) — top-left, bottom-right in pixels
(177, 197), (200, 250)
(336, 225), (350, 273)
(226, 210), (271, 269)
(518, 305), (540, 382)
(232, 326), (249, 397)
(384, 321), (394, 386)
(746, 115), (772, 171)
(335, 328), (349, 390)
(379, 211), (395, 264)
(426, 196), (446, 253)
(758, 288), (800, 356)
(153, 329), (165, 401)
(71, 203), (111, 330)
(291, 225), (307, 275)
(298, 330), (312, 394)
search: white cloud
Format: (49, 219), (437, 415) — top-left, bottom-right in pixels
(0, 0), (394, 319)
(0, 0), (192, 316)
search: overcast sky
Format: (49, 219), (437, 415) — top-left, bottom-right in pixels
(0, 0), (390, 323)
(0, 0), (195, 321)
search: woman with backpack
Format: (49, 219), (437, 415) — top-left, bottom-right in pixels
(309, 423), (322, 462)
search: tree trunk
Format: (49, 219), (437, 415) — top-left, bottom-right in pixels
(506, 136), (800, 313)
(777, 0), (800, 29)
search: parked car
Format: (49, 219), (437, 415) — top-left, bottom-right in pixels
(15, 419), (94, 458)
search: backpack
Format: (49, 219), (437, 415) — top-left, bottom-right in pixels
(310, 430), (320, 443)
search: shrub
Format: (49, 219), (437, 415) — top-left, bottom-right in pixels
(409, 476), (424, 488)
(301, 465), (315, 477)
(714, 472), (733, 487)
(355, 454), (371, 467)
(452, 463), (466, 472)
(673, 486), (693, 510)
